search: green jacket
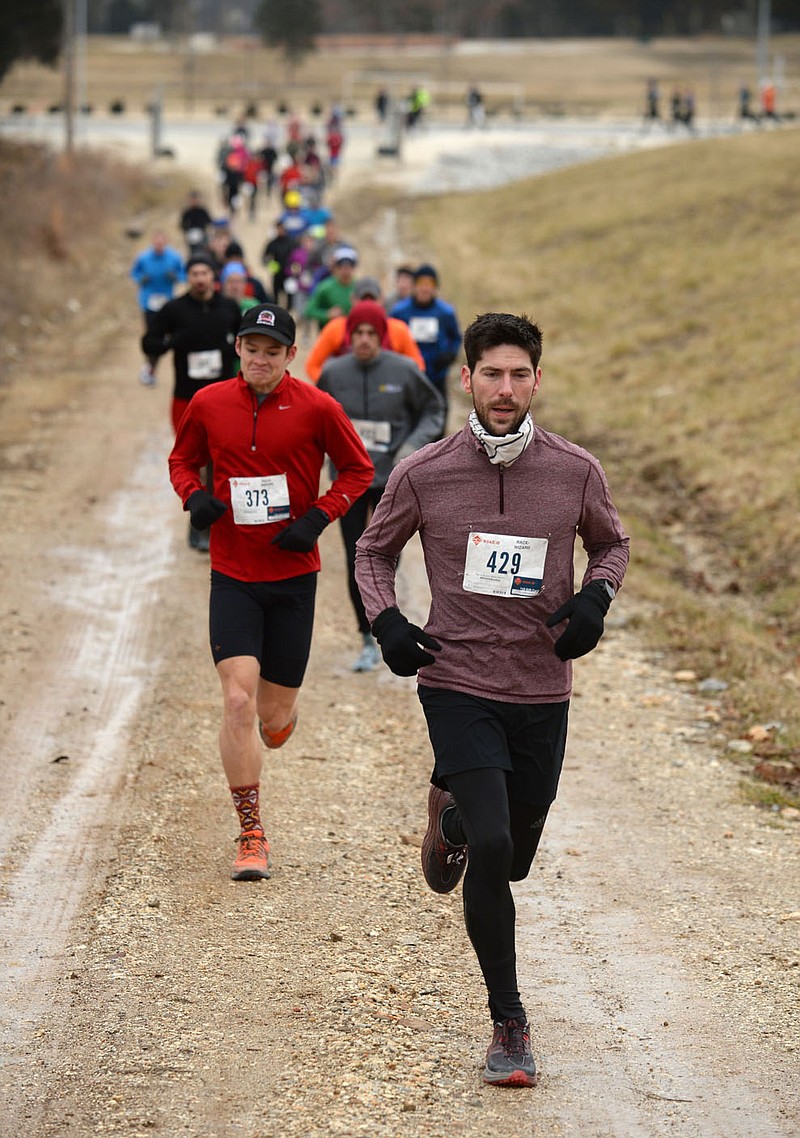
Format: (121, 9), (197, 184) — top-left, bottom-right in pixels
(304, 277), (354, 327)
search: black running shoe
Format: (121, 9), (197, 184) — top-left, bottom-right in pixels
(420, 784), (468, 894)
(482, 1019), (537, 1088)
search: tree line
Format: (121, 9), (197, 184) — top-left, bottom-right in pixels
(3, 0), (799, 86)
(316, 0), (800, 39)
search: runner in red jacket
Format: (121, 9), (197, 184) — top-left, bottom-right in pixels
(169, 302), (373, 882)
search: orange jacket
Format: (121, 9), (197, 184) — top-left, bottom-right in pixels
(305, 314), (425, 382)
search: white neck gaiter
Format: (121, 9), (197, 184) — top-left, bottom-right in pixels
(469, 410), (534, 466)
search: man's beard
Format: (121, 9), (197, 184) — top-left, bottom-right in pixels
(474, 404), (527, 436)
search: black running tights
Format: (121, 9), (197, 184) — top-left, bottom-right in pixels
(339, 486), (385, 634)
(444, 767), (550, 1023)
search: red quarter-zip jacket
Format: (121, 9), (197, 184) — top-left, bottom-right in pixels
(169, 371), (374, 582)
(355, 421), (629, 703)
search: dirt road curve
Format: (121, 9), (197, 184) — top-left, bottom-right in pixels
(0, 129), (798, 1138)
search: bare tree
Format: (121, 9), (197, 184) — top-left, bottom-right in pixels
(0, 0), (63, 85)
(254, 0), (322, 64)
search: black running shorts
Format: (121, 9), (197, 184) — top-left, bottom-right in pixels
(209, 570), (317, 688)
(417, 685), (569, 807)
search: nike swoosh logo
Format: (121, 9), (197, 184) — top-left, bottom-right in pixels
(279, 404), (291, 410)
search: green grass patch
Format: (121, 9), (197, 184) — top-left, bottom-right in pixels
(739, 779), (800, 813)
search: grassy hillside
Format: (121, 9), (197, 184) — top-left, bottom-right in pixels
(0, 141), (185, 445)
(401, 127), (800, 763)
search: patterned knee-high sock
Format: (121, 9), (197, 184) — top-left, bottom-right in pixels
(230, 783), (264, 834)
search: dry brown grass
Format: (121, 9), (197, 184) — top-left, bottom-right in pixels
(401, 126), (800, 747)
(2, 34), (800, 120)
(0, 140), (186, 445)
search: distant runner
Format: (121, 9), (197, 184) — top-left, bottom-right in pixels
(143, 254), (241, 551)
(129, 229), (185, 387)
(318, 300), (444, 671)
(304, 246), (358, 330)
(304, 276), (425, 383)
(389, 263), (462, 416)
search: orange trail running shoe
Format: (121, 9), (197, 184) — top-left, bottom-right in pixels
(231, 829), (271, 881)
(258, 711), (297, 749)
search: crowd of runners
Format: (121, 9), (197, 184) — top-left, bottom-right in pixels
(129, 109), (629, 1091)
(643, 75), (785, 132)
(131, 110), (465, 566)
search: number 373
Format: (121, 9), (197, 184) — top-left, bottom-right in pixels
(244, 488), (269, 507)
(486, 550), (521, 575)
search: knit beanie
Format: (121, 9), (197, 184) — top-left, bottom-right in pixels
(346, 300), (388, 341)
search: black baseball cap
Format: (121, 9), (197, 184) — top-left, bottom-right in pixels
(237, 303), (296, 346)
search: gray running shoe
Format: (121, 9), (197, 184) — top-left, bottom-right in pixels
(352, 633), (380, 672)
(483, 1019), (537, 1088)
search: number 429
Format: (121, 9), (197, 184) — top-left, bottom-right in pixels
(486, 550), (521, 575)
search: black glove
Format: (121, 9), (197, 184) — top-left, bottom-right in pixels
(270, 506), (329, 553)
(185, 489), (227, 530)
(371, 607), (442, 676)
(545, 580), (613, 661)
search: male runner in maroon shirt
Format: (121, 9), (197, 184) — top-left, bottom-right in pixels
(356, 311), (629, 1088)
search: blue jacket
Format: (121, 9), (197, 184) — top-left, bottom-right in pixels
(389, 296), (461, 392)
(130, 246), (185, 314)
(278, 209), (310, 238)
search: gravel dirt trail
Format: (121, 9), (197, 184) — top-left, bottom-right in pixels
(0, 123), (798, 1138)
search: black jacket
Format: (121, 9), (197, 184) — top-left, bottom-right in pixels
(142, 292), (242, 401)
